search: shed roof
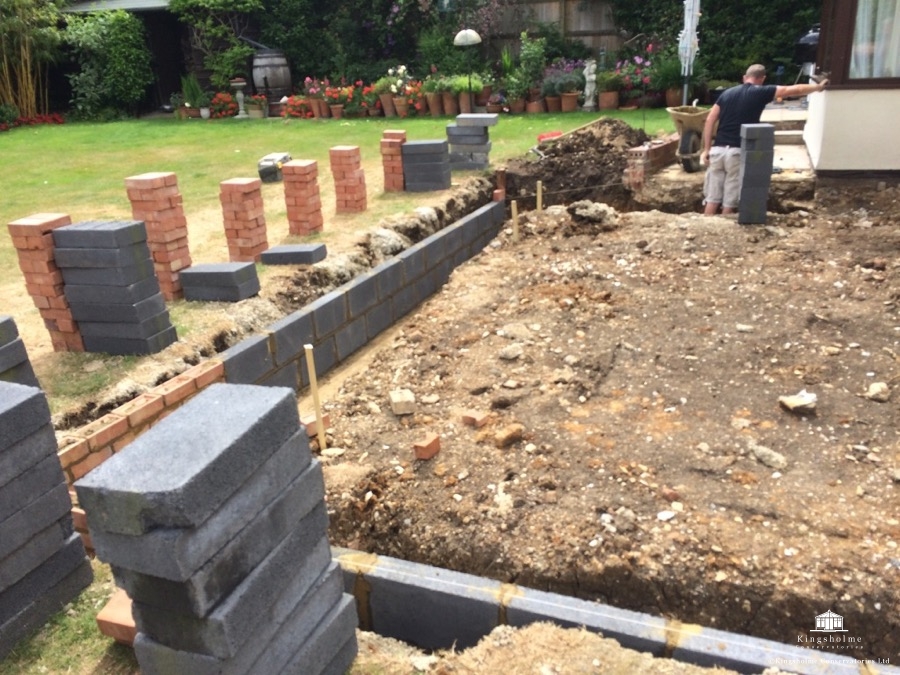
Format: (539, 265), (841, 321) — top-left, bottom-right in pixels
(63, 0), (169, 12)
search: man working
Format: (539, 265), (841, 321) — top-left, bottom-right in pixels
(700, 64), (828, 215)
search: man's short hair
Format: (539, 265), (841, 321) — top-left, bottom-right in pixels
(745, 64), (767, 79)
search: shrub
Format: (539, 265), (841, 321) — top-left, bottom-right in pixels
(0, 103), (20, 126)
(209, 91), (237, 117)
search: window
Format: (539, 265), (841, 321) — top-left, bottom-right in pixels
(850, 0), (900, 78)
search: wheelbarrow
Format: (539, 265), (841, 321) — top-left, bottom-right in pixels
(666, 105), (711, 173)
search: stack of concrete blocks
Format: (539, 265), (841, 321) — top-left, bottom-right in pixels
(53, 220), (177, 356)
(447, 113), (498, 171)
(283, 160), (324, 236)
(329, 146), (367, 213)
(0, 382), (93, 660)
(180, 262), (260, 302)
(260, 244), (328, 266)
(380, 130), (406, 192)
(401, 140), (451, 193)
(124, 172), (193, 300)
(738, 123), (776, 225)
(0, 316), (40, 388)
(6, 213), (83, 352)
(74, 384), (358, 675)
(220, 178), (268, 262)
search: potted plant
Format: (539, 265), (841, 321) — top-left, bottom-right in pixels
(170, 92), (186, 119)
(597, 70), (622, 109)
(360, 84), (381, 116)
(503, 70), (528, 113)
(475, 71), (494, 106)
(180, 73), (205, 118)
(436, 75), (458, 116)
(519, 31), (547, 102)
(541, 72), (561, 111)
(422, 75), (443, 117)
(651, 54), (686, 106)
(196, 91), (212, 119)
(557, 71), (584, 112)
(373, 75), (396, 117)
(451, 74), (483, 114)
(245, 93), (268, 118)
(486, 91), (506, 114)
(210, 91), (238, 118)
(324, 84), (350, 118)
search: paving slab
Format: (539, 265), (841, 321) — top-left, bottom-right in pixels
(0, 483), (71, 561)
(0, 383), (50, 453)
(0, 452), (66, 523)
(52, 220), (147, 249)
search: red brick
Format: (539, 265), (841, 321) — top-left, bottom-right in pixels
(413, 433), (441, 460)
(71, 446), (114, 480)
(300, 412), (331, 437)
(81, 414), (129, 451)
(57, 438), (90, 471)
(153, 372), (198, 407)
(7, 213), (71, 237)
(462, 410), (491, 428)
(183, 360), (225, 389)
(382, 130), (407, 141)
(112, 392), (165, 428)
(96, 588), (137, 646)
(71, 506), (88, 531)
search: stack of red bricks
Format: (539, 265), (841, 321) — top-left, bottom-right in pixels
(220, 177), (268, 262)
(623, 135), (679, 191)
(329, 145), (367, 213)
(6, 213), (83, 352)
(380, 130), (406, 192)
(124, 172), (192, 300)
(283, 160), (324, 236)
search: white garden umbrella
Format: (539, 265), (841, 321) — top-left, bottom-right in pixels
(677, 0), (701, 105)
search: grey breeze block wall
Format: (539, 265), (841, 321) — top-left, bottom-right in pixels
(74, 383), (358, 675)
(0, 315), (40, 388)
(218, 200), (505, 390)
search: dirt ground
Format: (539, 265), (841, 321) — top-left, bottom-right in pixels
(6, 119), (900, 670)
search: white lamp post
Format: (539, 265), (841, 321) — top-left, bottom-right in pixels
(454, 27), (482, 111)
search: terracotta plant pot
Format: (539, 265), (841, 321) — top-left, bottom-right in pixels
(560, 92), (579, 112)
(425, 92), (443, 117)
(525, 98), (545, 114)
(459, 92), (473, 114)
(379, 93), (396, 117)
(442, 91), (458, 116)
(598, 91), (619, 110)
(545, 96), (561, 112)
(666, 87), (683, 107)
(486, 103), (503, 114)
(392, 97), (409, 118)
(329, 104), (344, 119)
(508, 98), (525, 114)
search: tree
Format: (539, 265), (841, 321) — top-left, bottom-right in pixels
(169, 0), (263, 89)
(0, 0), (64, 118)
(65, 10), (154, 119)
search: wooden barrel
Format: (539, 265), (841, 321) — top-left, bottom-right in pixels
(252, 49), (292, 100)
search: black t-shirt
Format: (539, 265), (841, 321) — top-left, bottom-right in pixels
(713, 83), (777, 147)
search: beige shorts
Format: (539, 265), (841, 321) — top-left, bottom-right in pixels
(703, 147), (742, 209)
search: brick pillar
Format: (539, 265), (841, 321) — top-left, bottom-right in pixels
(125, 172), (192, 301)
(220, 178), (268, 262)
(6, 213), (83, 352)
(381, 130), (406, 193)
(329, 145), (367, 213)
(283, 160), (324, 236)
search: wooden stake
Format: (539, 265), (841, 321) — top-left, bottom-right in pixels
(536, 180), (543, 211)
(511, 200), (519, 242)
(303, 344), (327, 452)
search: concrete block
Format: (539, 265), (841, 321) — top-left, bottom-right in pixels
(398, 244), (426, 282)
(0, 533), (88, 626)
(345, 271), (379, 319)
(405, 178), (452, 192)
(64, 276), (160, 305)
(260, 244), (327, 266)
(61, 258), (159, 284)
(337, 551), (498, 650)
(365, 300), (393, 340)
(373, 259), (404, 300)
(401, 155), (450, 167)
(391, 283), (422, 319)
(182, 277), (261, 302)
(53, 242), (152, 269)
(220, 335), (273, 384)
(132, 511), (332, 658)
(308, 291), (347, 339)
(180, 263), (258, 288)
(0, 338), (28, 374)
(89, 431), (312, 581)
(0, 382), (50, 451)
(449, 141), (492, 154)
(0, 518), (72, 593)
(82, 325), (177, 356)
(0, 555), (92, 662)
(299, 337), (337, 388)
(448, 160), (490, 171)
(740, 123), (775, 142)
(0, 360), (40, 389)
(401, 140), (448, 155)
(267, 310), (314, 367)
(114, 462), (325, 617)
(133, 562), (349, 675)
(456, 113), (499, 127)
(0, 483), (71, 561)
(69, 293), (166, 324)
(0, 316), (19, 346)
(52, 220), (147, 249)
(258, 361), (299, 390)
(78, 311), (172, 340)
(419, 231), (450, 270)
(389, 388), (416, 415)
(0, 452), (66, 523)
(335, 316), (368, 362)
(0, 426), (58, 490)
(74, 384), (300, 536)
(278, 594), (358, 675)
(446, 124), (489, 142)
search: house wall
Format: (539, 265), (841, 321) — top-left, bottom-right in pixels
(805, 89), (900, 172)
